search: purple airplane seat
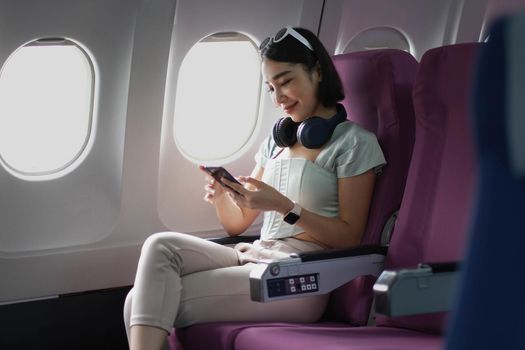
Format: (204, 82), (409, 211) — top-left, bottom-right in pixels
(326, 49), (417, 325)
(225, 43), (482, 350)
(168, 49), (418, 350)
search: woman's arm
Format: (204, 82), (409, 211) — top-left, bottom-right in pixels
(202, 165), (264, 236)
(224, 169), (377, 249)
(293, 170), (376, 248)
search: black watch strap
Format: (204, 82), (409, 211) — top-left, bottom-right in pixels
(283, 202), (302, 225)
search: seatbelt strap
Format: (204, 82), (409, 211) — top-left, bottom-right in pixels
(380, 210), (399, 246)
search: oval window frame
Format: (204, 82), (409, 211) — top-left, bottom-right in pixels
(172, 32), (262, 164)
(344, 26), (412, 54)
(0, 37), (96, 181)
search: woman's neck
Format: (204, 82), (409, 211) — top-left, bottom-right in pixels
(311, 104), (337, 119)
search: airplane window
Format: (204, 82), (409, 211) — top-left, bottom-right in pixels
(344, 26), (411, 54)
(0, 38), (95, 180)
(173, 33), (260, 163)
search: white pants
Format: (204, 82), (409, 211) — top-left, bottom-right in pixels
(123, 232), (329, 337)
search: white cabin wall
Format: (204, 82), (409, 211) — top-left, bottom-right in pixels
(157, 0), (323, 236)
(319, 0), (492, 60)
(110, 0), (175, 245)
(481, 0), (525, 39)
(0, 0), (137, 253)
(320, 0), (460, 60)
(0, 0), (325, 303)
(451, 0), (488, 44)
(316, 0), (344, 54)
(0, 0), (176, 303)
(2, 0), (520, 305)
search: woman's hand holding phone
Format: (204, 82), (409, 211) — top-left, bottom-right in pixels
(200, 166), (242, 205)
(199, 165), (292, 214)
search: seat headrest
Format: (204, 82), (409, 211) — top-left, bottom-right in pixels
(333, 49), (418, 134)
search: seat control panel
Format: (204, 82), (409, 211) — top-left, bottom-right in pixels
(249, 252), (385, 302)
(267, 274), (319, 297)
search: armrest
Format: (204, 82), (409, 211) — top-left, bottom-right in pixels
(373, 261), (460, 317)
(249, 244), (387, 302)
(296, 245), (388, 262)
(208, 235), (259, 246)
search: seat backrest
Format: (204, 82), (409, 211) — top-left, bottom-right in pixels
(334, 49), (417, 246)
(375, 43), (482, 334)
(326, 49), (418, 325)
(446, 14), (525, 349)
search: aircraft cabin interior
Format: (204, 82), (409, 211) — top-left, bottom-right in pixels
(0, 0), (524, 349)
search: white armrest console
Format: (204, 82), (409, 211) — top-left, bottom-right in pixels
(373, 262), (459, 316)
(249, 245), (387, 302)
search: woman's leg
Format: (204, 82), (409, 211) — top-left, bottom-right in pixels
(123, 288), (133, 343)
(174, 263), (329, 328)
(126, 289), (171, 349)
(124, 232), (240, 350)
(174, 238), (329, 327)
(130, 326), (170, 350)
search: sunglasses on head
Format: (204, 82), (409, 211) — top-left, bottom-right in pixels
(259, 26), (314, 52)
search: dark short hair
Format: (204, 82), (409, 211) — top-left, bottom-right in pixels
(260, 27), (344, 107)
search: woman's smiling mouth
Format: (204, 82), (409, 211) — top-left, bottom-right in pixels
(283, 101), (298, 114)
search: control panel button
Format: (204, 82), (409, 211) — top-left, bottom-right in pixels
(267, 273), (319, 298)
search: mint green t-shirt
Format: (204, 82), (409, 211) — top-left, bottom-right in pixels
(255, 121), (386, 240)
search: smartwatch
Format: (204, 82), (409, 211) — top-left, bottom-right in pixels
(283, 202), (302, 225)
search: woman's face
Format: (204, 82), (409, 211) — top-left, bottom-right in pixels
(262, 58), (323, 122)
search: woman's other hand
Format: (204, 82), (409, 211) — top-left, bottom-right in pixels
(199, 166), (227, 205)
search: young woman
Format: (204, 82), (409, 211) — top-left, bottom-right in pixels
(124, 26), (386, 350)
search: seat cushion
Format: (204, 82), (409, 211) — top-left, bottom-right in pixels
(170, 322), (336, 350)
(233, 324), (442, 350)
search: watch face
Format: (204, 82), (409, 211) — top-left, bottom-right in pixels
(284, 212), (300, 225)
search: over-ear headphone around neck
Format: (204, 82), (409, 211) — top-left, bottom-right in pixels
(272, 103), (347, 149)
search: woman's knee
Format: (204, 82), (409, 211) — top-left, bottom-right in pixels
(140, 232), (184, 256)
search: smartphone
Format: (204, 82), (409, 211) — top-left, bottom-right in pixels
(202, 166), (242, 194)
